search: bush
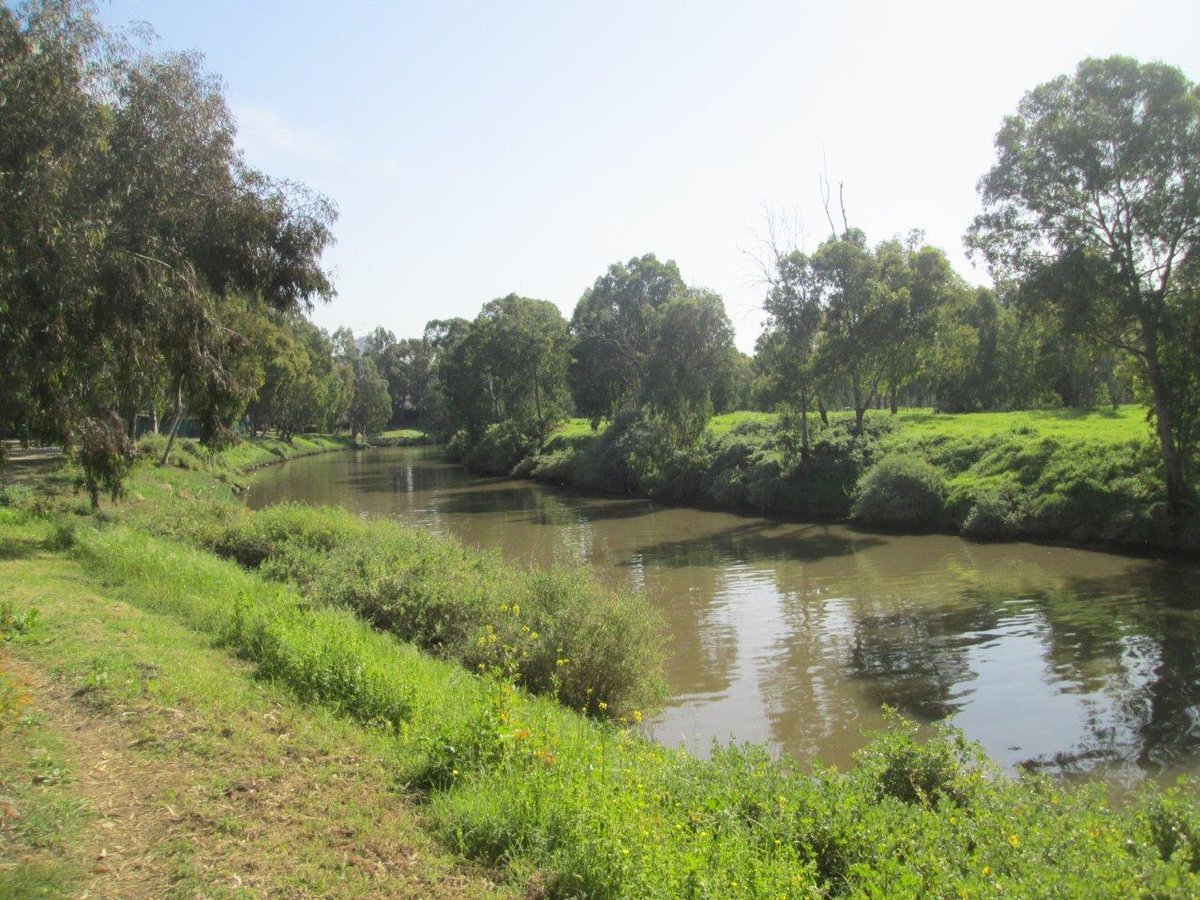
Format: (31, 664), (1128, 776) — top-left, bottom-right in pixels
(463, 421), (538, 475)
(159, 502), (667, 720)
(851, 454), (948, 529)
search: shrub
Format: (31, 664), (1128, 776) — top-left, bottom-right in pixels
(852, 713), (988, 808)
(851, 454), (948, 529)
(463, 421), (539, 475)
(160, 502), (668, 720)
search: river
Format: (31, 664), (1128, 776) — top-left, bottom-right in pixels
(247, 445), (1200, 783)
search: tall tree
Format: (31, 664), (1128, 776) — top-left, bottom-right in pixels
(569, 254), (735, 439)
(569, 254), (687, 426)
(471, 295), (572, 440)
(968, 56), (1200, 514)
(0, 1), (337, 482)
(645, 288), (736, 442)
(761, 247), (822, 456)
(807, 230), (897, 433)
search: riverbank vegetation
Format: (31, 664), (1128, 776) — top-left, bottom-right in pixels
(3, 3), (1199, 894)
(500, 405), (1194, 554)
(5, 451), (1200, 896)
(3, 5), (1194, 548)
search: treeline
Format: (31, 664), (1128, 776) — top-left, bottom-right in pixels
(0, 1), (339, 500)
(406, 56), (1200, 519)
(2, 3), (1196, 520)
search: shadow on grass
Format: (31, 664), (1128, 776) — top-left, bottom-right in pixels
(0, 534), (46, 561)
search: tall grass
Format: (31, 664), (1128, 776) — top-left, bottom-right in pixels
(59, 521), (1200, 897)
(139, 501), (667, 720)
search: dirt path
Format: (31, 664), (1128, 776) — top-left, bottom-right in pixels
(3, 647), (504, 899)
(0, 553), (506, 899)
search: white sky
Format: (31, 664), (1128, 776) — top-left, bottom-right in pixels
(101, 1), (1200, 351)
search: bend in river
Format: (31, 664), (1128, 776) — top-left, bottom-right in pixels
(248, 446), (1200, 784)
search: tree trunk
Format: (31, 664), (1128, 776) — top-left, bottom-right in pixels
(1141, 324), (1188, 518)
(889, 382), (898, 415)
(815, 389), (829, 427)
(852, 374), (866, 434)
(799, 385), (810, 461)
(159, 376), (184, 467)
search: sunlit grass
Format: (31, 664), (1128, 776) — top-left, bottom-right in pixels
(3, 503), (1195, 897)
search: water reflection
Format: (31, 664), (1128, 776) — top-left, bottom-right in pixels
(248, 446), (1200, 782)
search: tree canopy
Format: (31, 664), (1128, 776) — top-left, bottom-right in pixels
(0, 0), (336, 487)
(968, 55), (1200, 513)
(569, 254), (736, 440)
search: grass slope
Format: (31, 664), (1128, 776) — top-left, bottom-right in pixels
(516, 406), (1193, 554)
(2, 441), (1199, 896)
(0, 513), (503, 898)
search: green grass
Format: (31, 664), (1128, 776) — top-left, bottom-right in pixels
(376, 427), (431, 442)
(529, 405), (1193, 553)
(705, 411), (778, 437)
(0, 515), (504, 897)
(4, 503), (1198, 896)
(886, 406), (1150, 443)
(5, 420), (1199, 895)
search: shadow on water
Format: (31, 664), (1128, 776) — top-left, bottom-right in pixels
(427, 483), (660, 526)
(827, 560), (1200, 777)
(626, 520), (886, 568)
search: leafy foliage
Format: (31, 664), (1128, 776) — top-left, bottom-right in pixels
(851, 454), (948, 529)
(0, 1), (336, 492)
(968, 56), (1200, 515)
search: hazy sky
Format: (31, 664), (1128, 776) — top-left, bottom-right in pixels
(100, 1), (1198, 351)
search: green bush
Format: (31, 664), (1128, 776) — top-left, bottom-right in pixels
(158, 502), (667, 720)
(851, 454), (948, 529)
(463, 421), (539, 475)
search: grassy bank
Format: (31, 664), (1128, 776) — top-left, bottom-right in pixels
(3, 490), (1200, 895)
(0, 512), (504, 897)
(474, 407), (1197, 555)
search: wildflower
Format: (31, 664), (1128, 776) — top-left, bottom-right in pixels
(1007, 834), (1020, 848)
(511, 603), (520, 615)
(556, 657), (569, 667)
(513, 728), (531, 741)
(632, 709), (643, 724)
(982, 866), (991, 877)
(598, 701), (608, 711)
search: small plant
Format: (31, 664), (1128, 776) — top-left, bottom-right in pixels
(0, 600), (40, 642)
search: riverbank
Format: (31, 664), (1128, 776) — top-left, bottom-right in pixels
(3, 441), (1199, 896)
(459, 407), (1199, 557)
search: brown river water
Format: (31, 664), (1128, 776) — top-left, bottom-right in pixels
(247, 445), (1200, 784)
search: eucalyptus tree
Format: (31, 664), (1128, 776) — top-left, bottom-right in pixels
(471, 294), (572, 440)
(0, 1), (337, 484)
(968, 56), (1200, 514)
(761, 247), (823, 456)
(645, 288), (736, 441)
(569, 254), (736, 440)
(807, 230), (894, 434)
(382, 337), (436, 425)
(569, 254), (687, 425)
